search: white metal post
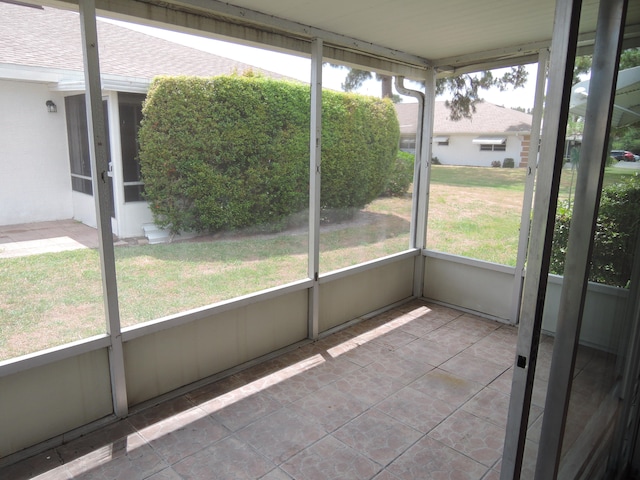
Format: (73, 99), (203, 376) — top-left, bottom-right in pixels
(79, 0), (128, 417)
(413, 68), (436, 297)
(536, 1), (627, 477)
(416, 68), (436, 252)
(501, 0), (583, 477)
(394, 76), (425, 298)
(509, 48), (549, 324)
(308, 38), (322, 340)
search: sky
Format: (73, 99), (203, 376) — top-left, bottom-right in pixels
(109, 20), (539, 110)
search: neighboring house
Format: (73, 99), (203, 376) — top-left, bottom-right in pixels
(0, 3), (289, 238)
(395, 101), (533, 168)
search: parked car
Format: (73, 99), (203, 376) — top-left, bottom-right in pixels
(611, 150), (637, 161)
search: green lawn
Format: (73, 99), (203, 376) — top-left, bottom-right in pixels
(1, 164), (636, 359)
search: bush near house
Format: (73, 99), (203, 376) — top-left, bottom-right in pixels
(550, 175), (640, 287)
(382, 151), (414, 197)
(138, 74), (399, 234)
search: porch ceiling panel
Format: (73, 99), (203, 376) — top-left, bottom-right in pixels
(222, 0), (560, 60)
(32, 0), (640, 77)
(159, 0), (640, 71)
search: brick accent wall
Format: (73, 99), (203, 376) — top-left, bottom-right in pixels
(519, 135), (531, 168)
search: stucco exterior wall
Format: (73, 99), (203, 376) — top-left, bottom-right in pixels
(0, 79), (72, 225)
(430, 133), (525, 167)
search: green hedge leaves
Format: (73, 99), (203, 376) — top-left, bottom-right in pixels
(382, 151), (415, 197)
(138, 74), (399, 234)
(550, 175), (640, 287)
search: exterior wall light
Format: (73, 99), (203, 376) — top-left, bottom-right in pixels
(46, 100), (57, 113)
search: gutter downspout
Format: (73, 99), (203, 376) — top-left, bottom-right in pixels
(395, 73), (436, 298)
(394, 76), (424, 251)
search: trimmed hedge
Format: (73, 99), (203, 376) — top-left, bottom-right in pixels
(382, 151), (414, 197)
(138, 74), (399, 234)
(550, 175), (640, 287)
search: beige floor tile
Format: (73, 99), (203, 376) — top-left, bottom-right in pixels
(393, 337), (456, 367)
(200, 390), (282, 431)
(236, 408), (326, 463)
(372, 470), (403, 480)
(410, 368), (483, 407)
(333, 409), (422, 466)
(425, 326), (478, 353)
(447, 314), (500, 338)
(0, 450), (68, 480)
(260, 467), (294, 479)
(294, 383), (369, 432)
(146, 468), (184, 480)
(332, 364), (408, 407)
(172, 435), (275, 479)
(439, 350), (509, 385)
(488, 367), (514, 395)
(429, 410), (505, 467)
(462, 388), (511, 428)
(133, 407), (230, 464)
(376, 386), (457, 434)
(387, 436), (488, 480)
(281, 435), (381, 479)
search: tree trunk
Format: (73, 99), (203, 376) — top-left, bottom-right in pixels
(380, 75), (393, 98)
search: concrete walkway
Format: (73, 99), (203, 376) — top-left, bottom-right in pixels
(0, 219), (113, 258)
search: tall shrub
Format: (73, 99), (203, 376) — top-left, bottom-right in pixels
(382, 151), (414, 197)
(138, 74), (399, 234)
(321, 92), (400, 208)
(550, 175), (640, 287)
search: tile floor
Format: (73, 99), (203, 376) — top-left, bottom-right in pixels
(0, 300), (525, 480)
(0, 221), (622, 478)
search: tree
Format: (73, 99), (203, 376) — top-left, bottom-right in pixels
(620, 48), (640, 70)
(339, 68), (400, 102)
(573, 54), (593, 84)
(435, 67), (528, 120)
(336, 65), (528, 119)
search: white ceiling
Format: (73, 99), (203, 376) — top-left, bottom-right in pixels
(35, 0), (640, 78)
(226, 0), (563, 61)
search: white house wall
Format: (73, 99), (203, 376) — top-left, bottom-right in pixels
(0, 80), (72, 226)
(108, 92), (154, 239)
(116, 201), (153, 238)
(431, 133), (524, 167)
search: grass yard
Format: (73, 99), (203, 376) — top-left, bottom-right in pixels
(1, 164), (636, 359)
(427, 166), (526, 265)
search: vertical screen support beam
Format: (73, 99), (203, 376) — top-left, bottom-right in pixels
(413, 68), (436, 297)
(501, 0), (582, 477)
(394, 73), (433, 298)
(536, 1), (627, 478)
(416, 68), (436, 252)
(79, 0), (128, 417)
(509, 48), (550, 324)
(394, 77), (424, 252)
(308, 37), (322, 340)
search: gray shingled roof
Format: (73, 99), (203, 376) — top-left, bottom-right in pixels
(0, 2), (288, 81)
(395, 101), (532, 136)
